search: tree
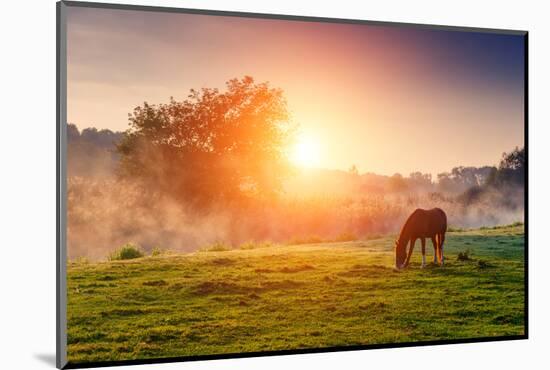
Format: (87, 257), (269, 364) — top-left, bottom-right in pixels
(408, 171), (433, 191)
(117, 76), (295, 206)
(389, 173), (408, 192)
(348, 164), (359, 176)
(437, 166), (495, 193)
(67, 123), (123, 178)
(486, 147), (525, 186)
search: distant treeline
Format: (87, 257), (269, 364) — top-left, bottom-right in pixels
(67, 122), (524, 199)
(67, 123), (123, 178)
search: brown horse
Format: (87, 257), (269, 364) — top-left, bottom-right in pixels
(394, 208), (447, 269)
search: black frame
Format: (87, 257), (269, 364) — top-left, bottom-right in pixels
(56, 1), (529, 368)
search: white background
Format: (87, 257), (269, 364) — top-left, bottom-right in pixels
(1, 0), (548, 369)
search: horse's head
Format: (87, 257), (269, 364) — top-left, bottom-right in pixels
(394, 239), (407, 269)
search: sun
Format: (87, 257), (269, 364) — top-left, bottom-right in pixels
(290, 135), (321, 168)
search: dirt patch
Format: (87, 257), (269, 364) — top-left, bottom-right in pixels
(255, 265), (315, 274)
(279, 264), (315, 273)
(169, 282), (184, 291)
(492, 314), (523, 325)
(359, 302), (388, 310)
(210, 258), (235, 266)
(255, 268), (275, 273)
(143, 280), (168, 287)
(97, 275), (116, 281)
(323, 275), (338, 283)
(258, 279), (304, 291)
(338, 264), (391, 277)
(192, 281), (246, 295)
(99, 308), (168, 317)
(193, 279), (304, 296)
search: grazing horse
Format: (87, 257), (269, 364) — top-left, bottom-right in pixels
(394, 208), (447, 269)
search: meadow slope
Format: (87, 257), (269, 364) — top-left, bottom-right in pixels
(67, 225), (525, 363)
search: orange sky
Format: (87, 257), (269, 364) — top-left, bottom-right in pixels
(67, 6), (525, 177)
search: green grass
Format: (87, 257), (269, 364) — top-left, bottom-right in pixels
(67, 224), (525, 364)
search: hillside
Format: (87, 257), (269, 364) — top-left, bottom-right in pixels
(67, 225), (525, 364)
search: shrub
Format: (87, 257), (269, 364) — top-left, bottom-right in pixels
(479, 222), (523, 231)
(457, 249), (472, 261)
(151, 246), (163, 256)
(258, 241), (276, 248)
(364, 234), (383, 240)
(287, 236), (323, 245)
(239, 241), (257, 250)
(202, 241), (232, 252)
(333, 232), (358, 242)
(477, 260), (492, 269)
(109, 243), (144, 261)
(239, 241), (277, 250)
(447, 226), (465, 232)
(72, 256), (89, 264)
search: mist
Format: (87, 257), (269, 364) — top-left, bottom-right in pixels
(66, 124), (524, 260)
(67, 161), (524, 261)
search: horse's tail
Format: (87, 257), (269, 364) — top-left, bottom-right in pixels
(434, 207), (447, 233)
(435, 234), (442, 262)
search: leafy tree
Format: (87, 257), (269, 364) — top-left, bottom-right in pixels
(500, 146), (525, 171)
(117, 76), (295, 206)
(408, 171), (433, 191)
(389, 173), (408, 192)
(486, 147), (525, 186)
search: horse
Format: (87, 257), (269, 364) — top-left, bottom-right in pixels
(394, 208), (447, 269)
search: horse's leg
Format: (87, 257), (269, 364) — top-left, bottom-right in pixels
(404, 238), (416, 267)
(431, 236), (437, 264)
(440, 233), (446, 266)
(421, 238), (426, 268)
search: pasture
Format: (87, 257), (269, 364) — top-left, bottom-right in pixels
(66, 224), (525, 363)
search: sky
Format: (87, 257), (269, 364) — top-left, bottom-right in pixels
(67, 6), (525, 177)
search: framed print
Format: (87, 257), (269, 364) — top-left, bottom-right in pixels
(57, 1), (528, 368)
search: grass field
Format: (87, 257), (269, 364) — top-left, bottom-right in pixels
(66, 224), (525, 364)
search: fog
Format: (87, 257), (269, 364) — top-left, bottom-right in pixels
(67, 173), (524, 260)
(66, 124), (523, 260)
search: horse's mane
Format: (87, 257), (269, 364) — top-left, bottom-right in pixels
(397, 210), (418, 245)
